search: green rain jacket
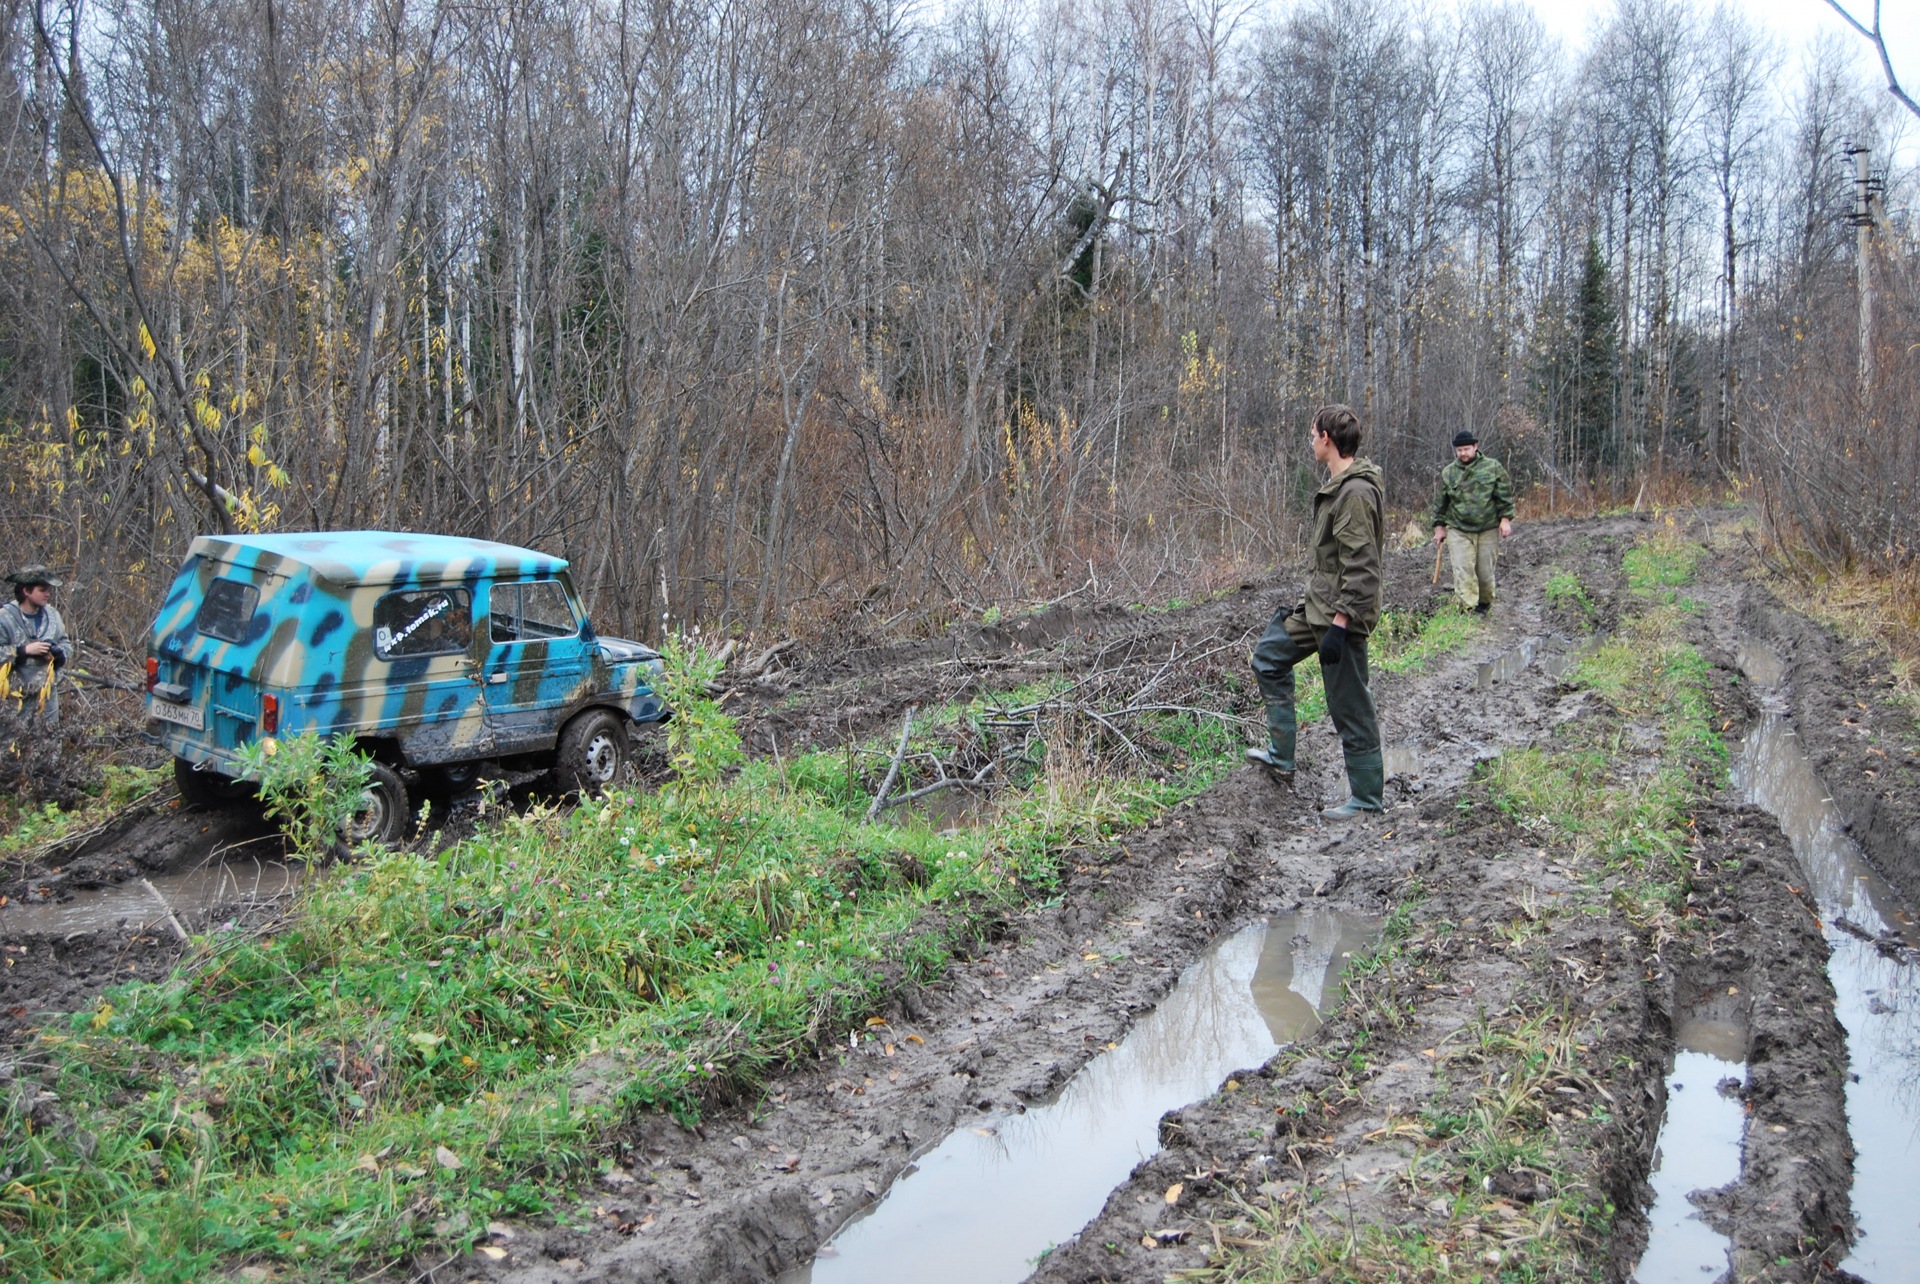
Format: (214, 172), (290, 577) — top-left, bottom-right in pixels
(1429, 453), (1515, 534)
(1303, 458), (1386, 637)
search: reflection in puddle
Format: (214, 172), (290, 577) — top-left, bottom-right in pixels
(1635, 1000), (1749, 1284)
(1383, 746), (1421, 779)
(789, 910), (1379, 1284)
(1734, 710), (1920, 1279)
(0, 858), (302, 938)
(1734, 638), (1785, 689)
(1476, 637), (1545, 688)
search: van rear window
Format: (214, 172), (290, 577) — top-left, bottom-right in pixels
(375, 588), (473, 659)
(195, 578), (260, 643)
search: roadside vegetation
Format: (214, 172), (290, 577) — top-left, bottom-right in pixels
(0, 606), (1481, 1282)
(1193, 525), (1723, 1282)
(0, 764), (166, 859)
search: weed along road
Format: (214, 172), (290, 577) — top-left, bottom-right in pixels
(5, 507), (1919, 1283)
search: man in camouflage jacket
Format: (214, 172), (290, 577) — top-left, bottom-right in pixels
(0, 565), (70, 727)
(1430, 430), (1514, 613)
(1247, 405), (1387, 817)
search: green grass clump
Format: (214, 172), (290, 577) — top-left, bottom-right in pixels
(0, 763), (167, 855)
(1623, 521), (1707, 596)
(1543, 567), (1598, 628)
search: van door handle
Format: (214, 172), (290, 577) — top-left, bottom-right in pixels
(487, 673), (508, 685)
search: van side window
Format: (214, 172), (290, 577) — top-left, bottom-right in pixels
(375, 588), (473, 659)
(194, 578), (260, 643)
(490, 581), (579, 644)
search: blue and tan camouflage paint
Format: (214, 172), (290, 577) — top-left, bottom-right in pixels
(146, 531), (666, 777)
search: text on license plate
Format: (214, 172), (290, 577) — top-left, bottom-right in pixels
(149, 699), (205, 731)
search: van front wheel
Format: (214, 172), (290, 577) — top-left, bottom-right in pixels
(556, 709), (628, 795)
(345, 761), (410, 847)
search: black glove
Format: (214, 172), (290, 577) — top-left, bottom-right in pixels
(1317, 623), (1346, 666)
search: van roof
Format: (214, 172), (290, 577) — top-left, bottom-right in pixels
(189, 531), (568, 585)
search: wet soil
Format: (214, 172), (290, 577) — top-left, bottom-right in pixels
(5, 509), (1913, 1283)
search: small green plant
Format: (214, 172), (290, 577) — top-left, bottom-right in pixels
(1624, 524), (1707, 595)
(654, 637), (746, 791)
(232, 729), (375, 859)
(981, 604), (1002, 626)
(1544, 567), (1598, 626)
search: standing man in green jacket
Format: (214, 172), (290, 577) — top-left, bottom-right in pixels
(1246, 405), (1387, 818)
(1430, 430), (1514, 614)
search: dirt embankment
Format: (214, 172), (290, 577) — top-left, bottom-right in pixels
(5, 509), (1909, 1284)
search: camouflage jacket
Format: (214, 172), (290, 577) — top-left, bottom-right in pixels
(1429, 453), (1514, 534)
(1303, 458), (1386, 637)
(0, 601), (69, 697)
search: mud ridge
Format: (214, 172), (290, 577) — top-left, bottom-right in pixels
(1738, 588), (1920, 909)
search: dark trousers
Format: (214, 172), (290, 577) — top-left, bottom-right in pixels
(1249, 606), (1379, 759)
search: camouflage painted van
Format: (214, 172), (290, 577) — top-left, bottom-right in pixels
(145, 531), (668, 842)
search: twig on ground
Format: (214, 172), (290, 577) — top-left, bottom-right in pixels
(864, 705), (918, 822)
(876, 762), (996, 813)
(140, 877), (190, 943)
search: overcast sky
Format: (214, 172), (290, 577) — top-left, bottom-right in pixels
(1536, 0), (1915, 75)
(1534, 0), (1918, 164)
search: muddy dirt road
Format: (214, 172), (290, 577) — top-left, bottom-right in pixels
(5, 508), (1917, 1283)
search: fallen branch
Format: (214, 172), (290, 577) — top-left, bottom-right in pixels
(876, 761), (996, 813)
(742, 639), (796, 680)
(140, 877), (190, 943)
(864, 704), (918, 823)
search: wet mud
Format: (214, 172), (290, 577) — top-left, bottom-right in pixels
(7, 508), (1918, 1283)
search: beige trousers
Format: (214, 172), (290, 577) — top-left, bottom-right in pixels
(1445, 527), (1500, 610)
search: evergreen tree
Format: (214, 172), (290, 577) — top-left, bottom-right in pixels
(1568, 237), (1620, 470)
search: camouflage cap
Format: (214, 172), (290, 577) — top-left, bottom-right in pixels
(5, 565), (61, 588)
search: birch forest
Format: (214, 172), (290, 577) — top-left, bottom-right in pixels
(2, 0), (1916, 649)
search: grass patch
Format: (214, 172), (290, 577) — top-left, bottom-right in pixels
(0, 763), (167, 856)
(1543, 567), (1597, 629)
(1623, 518), (1707, 597)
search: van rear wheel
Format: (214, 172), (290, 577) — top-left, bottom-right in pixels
(345, 761), (410, 847)
(556, 709), (628, 795)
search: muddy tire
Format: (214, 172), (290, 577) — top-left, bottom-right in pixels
(174, 756), (245, 808)
(345, 761), (410, 847)
(555, 709), (629, 795)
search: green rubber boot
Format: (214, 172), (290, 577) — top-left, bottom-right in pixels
(1324, 748), (1384, 817)
(1244, 729), (1295, 776)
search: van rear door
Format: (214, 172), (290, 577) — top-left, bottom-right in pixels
(149, 560), (287, 759)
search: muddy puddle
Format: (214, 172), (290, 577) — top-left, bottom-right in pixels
(1732, 647), (1920, 1279)
(1635, 998), (1750, 1283)
(786, 909), (1379, 1284)
(1472, 635), (1588, 688)
(0, 856), (302, 938)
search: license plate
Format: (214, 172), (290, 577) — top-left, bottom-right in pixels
(149, 699), (205, 731)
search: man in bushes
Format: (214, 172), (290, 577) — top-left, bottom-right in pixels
(1246, 405), (1387, 817)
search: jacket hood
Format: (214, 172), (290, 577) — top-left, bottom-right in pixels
(1320, 457), (1384, 496)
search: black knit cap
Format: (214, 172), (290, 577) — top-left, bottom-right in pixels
(1452, 430), (1478, 448)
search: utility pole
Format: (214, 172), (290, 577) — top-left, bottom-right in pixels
(1845, 145), (1883, 410)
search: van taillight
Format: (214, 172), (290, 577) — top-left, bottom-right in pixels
(261, 694), (279, 735)
(145, 658), (158, 693)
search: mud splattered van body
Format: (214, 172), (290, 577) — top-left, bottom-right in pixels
(145, 531), (667, 841)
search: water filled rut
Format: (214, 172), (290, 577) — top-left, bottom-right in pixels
(1733, 646), (1920, 1279)
(786, 909), (1379, 1284)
